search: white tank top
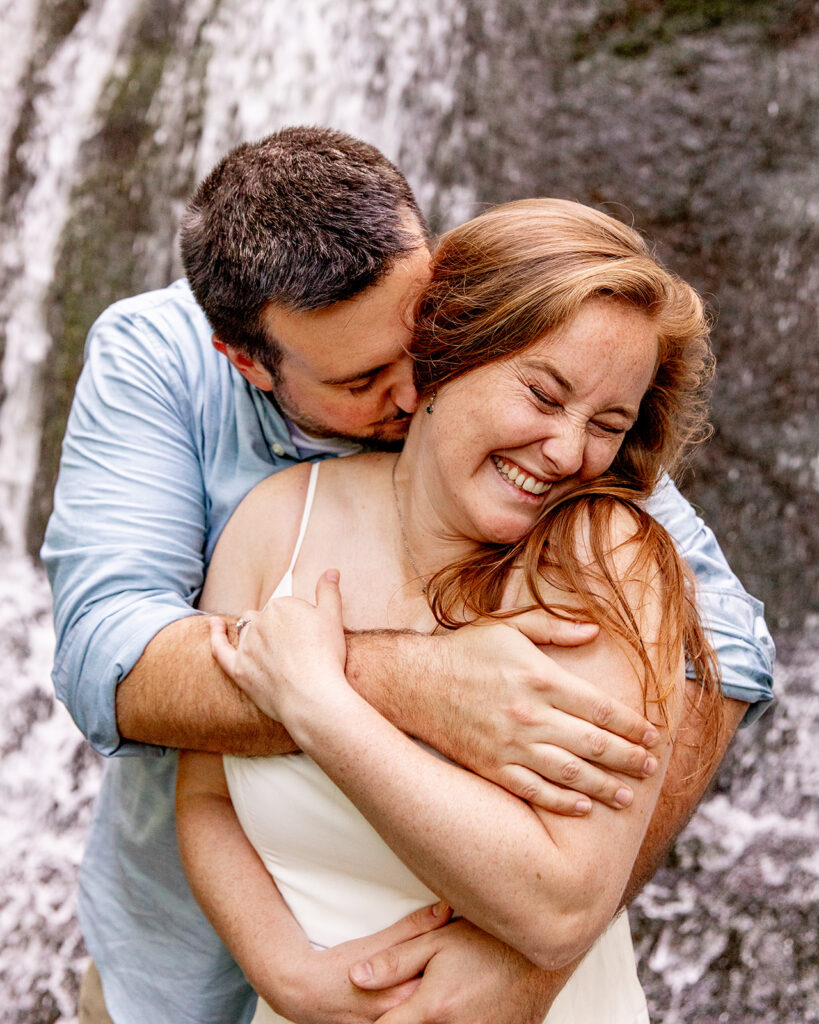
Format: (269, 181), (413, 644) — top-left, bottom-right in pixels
(224, 462), (650, 1024)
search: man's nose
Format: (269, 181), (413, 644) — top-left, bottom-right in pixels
(541, 426), (585, 478)
(387, 357), (419, 415)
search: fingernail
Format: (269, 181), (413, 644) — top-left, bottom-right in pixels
(642, 727), (659, 747)
(643, 756), (658, 776)
(614, 787), (633, 808)
(350, 962), (372, 984)
(326, 569), (340, 583)
(433, 900), (449, 917)
(574, 798), (592, 815)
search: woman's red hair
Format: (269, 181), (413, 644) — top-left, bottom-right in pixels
(412, 199), (723, 779)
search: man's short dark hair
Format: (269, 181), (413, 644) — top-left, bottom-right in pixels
(179, 125), (428, 363)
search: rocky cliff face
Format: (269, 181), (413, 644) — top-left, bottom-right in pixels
(4, 0), (815, 636)
(0, 1), (816, 1021)
(427, 0), (819, 639)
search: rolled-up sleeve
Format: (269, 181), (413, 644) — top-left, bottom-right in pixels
(646, 475), (775, 724)
(42, 304), (208, 756)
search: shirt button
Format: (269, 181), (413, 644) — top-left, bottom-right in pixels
(272, 443), (286, 457)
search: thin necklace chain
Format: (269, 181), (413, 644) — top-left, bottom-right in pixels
(391, 456), (429, 594)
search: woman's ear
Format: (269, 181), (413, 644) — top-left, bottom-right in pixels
(211, 336), (275, 391)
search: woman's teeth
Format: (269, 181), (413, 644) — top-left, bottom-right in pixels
(492, 456), (550, 495)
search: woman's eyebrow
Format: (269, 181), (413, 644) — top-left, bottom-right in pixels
(525, 359), (574, 393)
(527, 359), (638, 419)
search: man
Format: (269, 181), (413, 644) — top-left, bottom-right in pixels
(44, 126), (774, 1024)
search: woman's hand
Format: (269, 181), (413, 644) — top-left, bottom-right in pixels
(260, 902), (452, 1024)
(210, 569), (348, 724)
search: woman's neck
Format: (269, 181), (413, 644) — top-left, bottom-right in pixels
(390, 428), (481, 589)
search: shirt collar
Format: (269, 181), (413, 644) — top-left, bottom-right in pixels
(246, 385), (363, 462)
(247, 385), (301, 460)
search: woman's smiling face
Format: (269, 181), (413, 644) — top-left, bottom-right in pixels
(418, 296), (660, 545)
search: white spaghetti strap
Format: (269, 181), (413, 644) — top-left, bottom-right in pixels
(282, 461), (320, 579)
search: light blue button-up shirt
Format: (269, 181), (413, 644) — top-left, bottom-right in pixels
(42, 280), (775, 1024)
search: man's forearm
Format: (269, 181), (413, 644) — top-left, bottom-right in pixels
(527, 957), (582, 1020)
(344, 623), (661, 817)
(118, 622), (430, 758)
(621, 683), (748, 906)
(345, 628), (443, 737)
(116, 614), (298, 755)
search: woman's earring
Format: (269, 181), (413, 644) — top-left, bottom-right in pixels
(426, 392), (436, 414)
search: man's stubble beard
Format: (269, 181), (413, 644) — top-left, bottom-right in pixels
(267, 373), (411, 451)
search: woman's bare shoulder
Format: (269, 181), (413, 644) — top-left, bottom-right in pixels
(532, 499), (658, 605)
(208, 454), (384, 609)
(239, 453), (384, 522)
(233, 461), (315, 523)
(520, 498), (680, 704)
(202, 463), (315, 612)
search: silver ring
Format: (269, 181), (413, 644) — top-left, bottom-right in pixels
(236, 616), (250, 634)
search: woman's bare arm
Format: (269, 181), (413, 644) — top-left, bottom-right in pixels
(176, 750), (454, 1023)
(133, 460), (654, 793)
(176, 751), (309, 990)
(212, 509), (684, 970)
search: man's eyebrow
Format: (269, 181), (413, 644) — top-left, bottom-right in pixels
(320, 363), (392, 386)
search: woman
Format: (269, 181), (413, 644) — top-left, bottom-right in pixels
(176, 198), (722, 1023)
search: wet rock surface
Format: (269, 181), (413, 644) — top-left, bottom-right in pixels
(632, 628), (819, 1022)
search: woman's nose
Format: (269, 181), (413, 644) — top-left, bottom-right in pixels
(541, 426), (585, 478)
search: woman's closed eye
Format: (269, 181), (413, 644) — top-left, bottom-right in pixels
(530, 385), (628, 436)
(528, 385), (561, 410)
(590, 420), (627, 437)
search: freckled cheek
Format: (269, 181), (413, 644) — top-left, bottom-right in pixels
(581, 442), (620, 480)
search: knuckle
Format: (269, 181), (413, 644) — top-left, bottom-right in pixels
(376, 947), (400, 974)
(543, 790), (576, 815)
(409, 904), (434, 929)
(514, 778), (542, 803)
(628, 746), (647, 772)
(508, 702), (538, 726)
(587, 729), (608, 758)
(560, 759), (582, 784)
(531, 669), (554, 695)
(591, 698), (615, 726)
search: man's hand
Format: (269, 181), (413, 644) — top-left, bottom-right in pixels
(440, 616), (660, 813)
(348, 614), (660, 815)
(215, 594), (660, 814)
(262, 903), (452, 1024)
(350, 919), (564, 1024)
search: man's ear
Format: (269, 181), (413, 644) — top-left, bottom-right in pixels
(212, 336), (274, 391)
